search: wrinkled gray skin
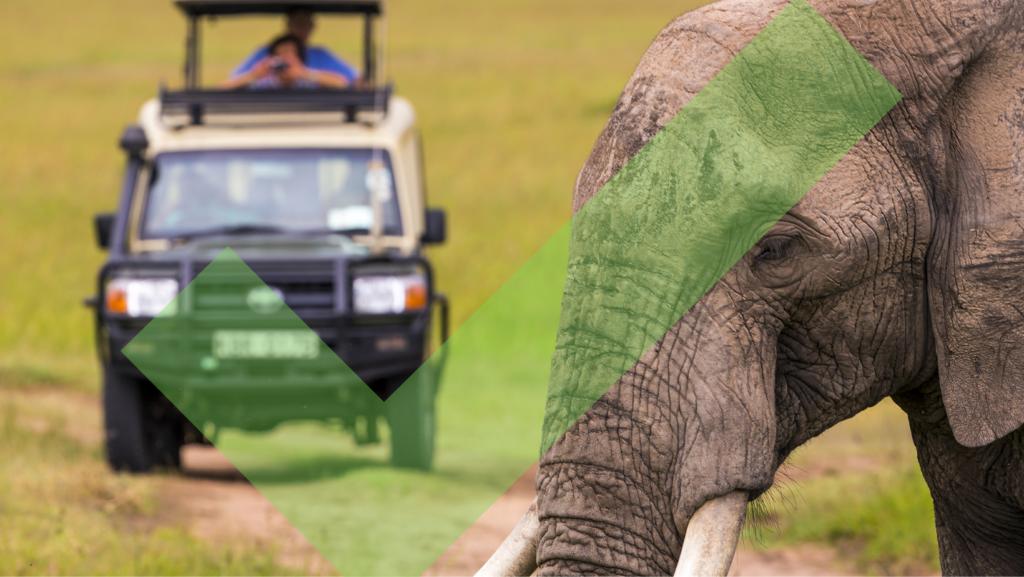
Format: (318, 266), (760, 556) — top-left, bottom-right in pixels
(536, 0), (1024, 575)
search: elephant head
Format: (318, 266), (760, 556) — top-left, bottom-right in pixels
(481, 0), (1024, 575)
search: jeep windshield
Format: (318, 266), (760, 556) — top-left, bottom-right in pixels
(140, 149), (402, 242)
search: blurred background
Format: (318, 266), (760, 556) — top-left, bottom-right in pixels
(0, 0), (939, 574)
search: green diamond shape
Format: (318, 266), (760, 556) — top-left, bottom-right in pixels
(124, 234), (569, 575)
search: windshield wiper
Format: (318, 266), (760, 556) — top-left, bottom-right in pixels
(171, 224), (287, 243)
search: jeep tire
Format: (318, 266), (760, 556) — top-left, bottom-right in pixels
(103, 367), (182, 472)
(385, 371), (435, 470)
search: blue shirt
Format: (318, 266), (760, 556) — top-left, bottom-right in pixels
(231, 45), (361, 83)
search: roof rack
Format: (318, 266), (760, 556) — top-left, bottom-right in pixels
(160, 85), (392, 124)
(175, 1), (381, 16)
(174, 0), (383, 90)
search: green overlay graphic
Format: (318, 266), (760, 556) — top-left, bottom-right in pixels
(124, 1), (900, 574)
(542, 0), (901, 452)
(125, 228), (568, 576)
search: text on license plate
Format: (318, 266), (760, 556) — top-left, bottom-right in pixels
(212, 330), (321, 359)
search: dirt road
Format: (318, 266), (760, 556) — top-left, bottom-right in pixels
(169, 445), (862, 576)
(6, 386), (906, 575)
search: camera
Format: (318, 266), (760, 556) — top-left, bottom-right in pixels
(270, 58), (290, 72)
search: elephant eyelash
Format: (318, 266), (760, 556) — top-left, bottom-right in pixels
(754, 237), (792, 262)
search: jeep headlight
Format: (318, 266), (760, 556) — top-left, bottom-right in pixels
(105, 278), (179, 317)
(352, 275), (427, 314)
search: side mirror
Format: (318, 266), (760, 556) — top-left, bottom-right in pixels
(422, 209), (446, 245)
(119, 124), (148, 159)
(95, 213), (115, 249)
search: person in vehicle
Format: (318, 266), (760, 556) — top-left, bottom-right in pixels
(221, 34), (347, 89)
(222, 7), (359, 89)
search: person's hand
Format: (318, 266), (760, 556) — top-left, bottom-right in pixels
(279, 52), (308, 82)
(303, 68), (351, 89)
(251, 56), (273, 80)
(219, 56), (274, 90)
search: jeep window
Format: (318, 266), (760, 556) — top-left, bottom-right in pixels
(140, 149), (402, 240)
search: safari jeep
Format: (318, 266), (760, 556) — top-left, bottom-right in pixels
(89, 0), (448, 473)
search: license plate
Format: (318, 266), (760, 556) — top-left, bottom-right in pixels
(212, 330), (320, 359)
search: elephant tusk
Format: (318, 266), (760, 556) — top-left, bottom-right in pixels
(674, 491), (748, 577)
(476, 497), (540, 577)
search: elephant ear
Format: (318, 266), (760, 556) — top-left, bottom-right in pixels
(928, 48), (1024, 448)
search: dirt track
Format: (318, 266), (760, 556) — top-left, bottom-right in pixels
(169, 446), (864, 576)
(7, 387), (902, 576)
(168, 447), (337, 575)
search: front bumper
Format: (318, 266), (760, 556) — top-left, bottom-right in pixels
(104, 315), (433, 431)
(95, 255), (446, 430)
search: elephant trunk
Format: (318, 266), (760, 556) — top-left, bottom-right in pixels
(529, 283), (780, 575)
(479, 491), (748, 577)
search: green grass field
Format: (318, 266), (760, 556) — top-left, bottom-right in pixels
(0, 0), (941, 574)
(0, 0), (708, 388)
(0, 386), (300, 575)
(747, 399), (941, 575)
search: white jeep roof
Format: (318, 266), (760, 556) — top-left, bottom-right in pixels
(138, 94), (417, 155)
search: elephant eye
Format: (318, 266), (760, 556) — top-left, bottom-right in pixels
(754, 237), (792, 262)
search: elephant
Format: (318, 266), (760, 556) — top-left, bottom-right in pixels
(479, 0), (1024, 575)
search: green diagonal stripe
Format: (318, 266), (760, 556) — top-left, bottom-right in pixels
(121, 0), (902, 574)
(541, 0), (901, 452)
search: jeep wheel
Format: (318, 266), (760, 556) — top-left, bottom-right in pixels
(146, 389), (184, 469)
(385, 372), (435, 470)
(103, 367), (182, 472)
